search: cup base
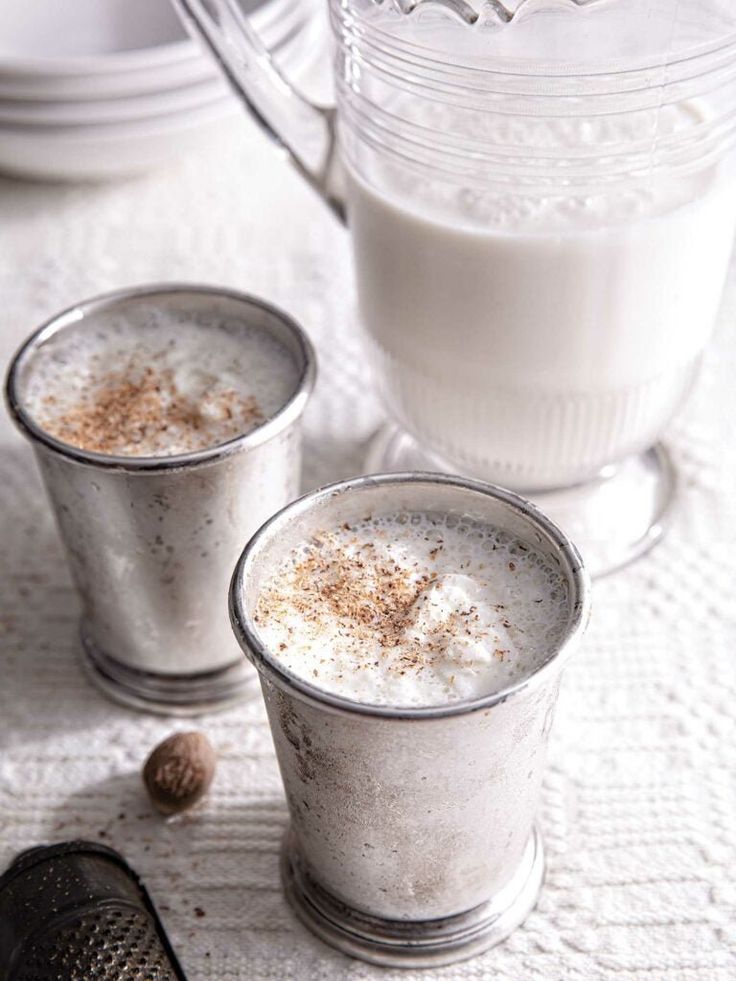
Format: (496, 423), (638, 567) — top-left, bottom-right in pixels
(80, 622), (259, 716)
(366, 422), (676, 578)
(280, 827), (544, 969)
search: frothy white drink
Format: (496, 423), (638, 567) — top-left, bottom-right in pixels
(347, 103), (736, 488)
(254, 512), (570, 707)
(19, 304), (299, 457)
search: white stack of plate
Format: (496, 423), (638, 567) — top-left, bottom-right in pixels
(0, 0), (325, 180)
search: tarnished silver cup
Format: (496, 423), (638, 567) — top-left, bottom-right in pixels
(5, 284), (316, 716)
(230, 473), (590, 968)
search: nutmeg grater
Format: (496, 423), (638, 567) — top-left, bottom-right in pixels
(0, 840), (188, 980)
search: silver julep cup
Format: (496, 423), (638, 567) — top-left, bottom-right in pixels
(230, 473), (591, 968)
(5, 284), (316, 715)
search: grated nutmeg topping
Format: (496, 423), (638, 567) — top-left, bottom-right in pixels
(256, 526), (514, 679)
(38, 358), (264, 456)
(252, 511), (570, 706)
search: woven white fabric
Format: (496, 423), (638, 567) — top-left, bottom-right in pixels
(0, 121), (735, 981)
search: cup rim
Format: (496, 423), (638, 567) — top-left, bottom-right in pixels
(229, 471), (592, 721)
(4, 282), (317, 473)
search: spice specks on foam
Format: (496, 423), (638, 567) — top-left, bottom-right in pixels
(254, 512), (570, 707)
(20, 306), (299, 457)
(40, 359), (263, 456)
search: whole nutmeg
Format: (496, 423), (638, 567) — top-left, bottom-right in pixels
(143, 731), (217, 816)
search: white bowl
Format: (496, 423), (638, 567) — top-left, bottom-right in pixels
(0, 0), (191, 76)
(0, 77), (231, 126)
(0, 54), (207, 101)
(0, 0), (311, 100)
(0, 3), (312, 129)
(0, 0), (328, 181)
(0, 98), (240, 181)
(0, 11), (327, 182)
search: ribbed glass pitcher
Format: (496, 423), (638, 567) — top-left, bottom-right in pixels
(174, 0), (736, 574)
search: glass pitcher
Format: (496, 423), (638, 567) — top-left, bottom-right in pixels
(175, 0), (736, 574)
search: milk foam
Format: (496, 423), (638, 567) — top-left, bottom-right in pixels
(254, 512), (570, 707)
(19, 303), (300, 457)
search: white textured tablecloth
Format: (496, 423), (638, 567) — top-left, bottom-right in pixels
(1, 120), (735, 981)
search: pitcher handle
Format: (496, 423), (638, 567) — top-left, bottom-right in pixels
(174, 0), (346, 222)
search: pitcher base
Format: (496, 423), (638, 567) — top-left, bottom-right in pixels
(280, 827), (544, 969)
(80, 623), (259, 716)
(366, 422), (676, 578)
